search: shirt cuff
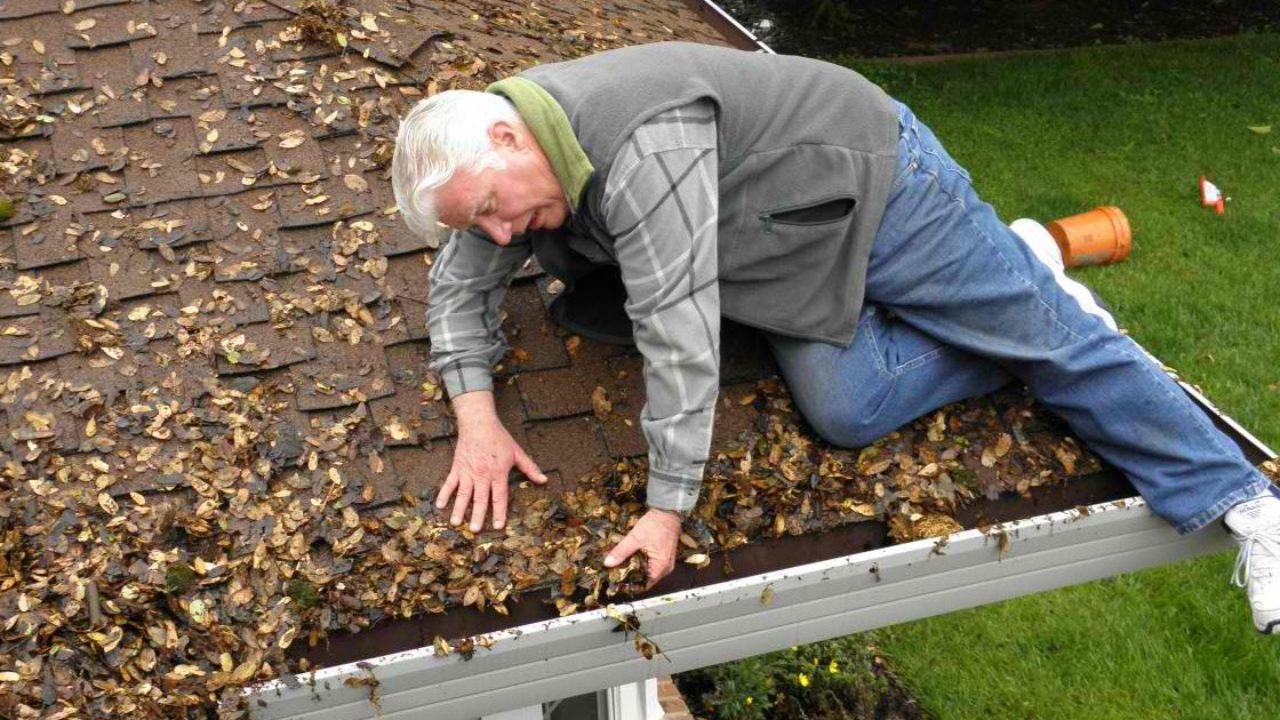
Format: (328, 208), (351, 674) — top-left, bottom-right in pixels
(439, 363), (494, 399)
(646, 466), (702, 514)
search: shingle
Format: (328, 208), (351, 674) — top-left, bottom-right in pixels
(75, 44), (151, 127)
(0, 0), (60, 20)
(194, 104), (264, 155)
(1, 15), (75, 65)
(113, 292), (182, 346)
(524, 415), (613, 491)
(194, 147), (272, 196)
(0, 309), (76, 365)
(147, 74), (223, 120)
(388, 440), (455, 504)
(290, 334), (394, 411)
(77, 215), (188, 300)
(175, 276), (273, 329)
(257, 106), (329, 179)
(371, 340), (454, 444)
(64, 3), (159, 50)
(204, 186), (284, 246)
(517, 368), (598, 421)
(379, 252), (430, 305)
(122, 118), (203, 204)
(48, 120), (122, 175)
(9, 216), (85, 270)
(128, 29), (219, 80)
(377, 297), (429, 346)
(274, 176), (372, 229)
(596, 353), (649, 458)
(500, 283), (571, 373)
(214, 320), (316, 374)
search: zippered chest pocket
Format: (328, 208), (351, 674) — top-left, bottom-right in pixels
(760, 196), (856, 234)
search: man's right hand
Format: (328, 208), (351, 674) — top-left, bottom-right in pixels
(437, 391), (547, 532)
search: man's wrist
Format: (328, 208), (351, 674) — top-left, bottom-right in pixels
(649, 506), (687, 521)
(451, 390), (498, 432)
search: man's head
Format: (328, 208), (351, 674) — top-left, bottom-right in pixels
(392, 90), (570, 245)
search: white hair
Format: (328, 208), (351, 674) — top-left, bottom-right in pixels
(392, 90), (523, 237)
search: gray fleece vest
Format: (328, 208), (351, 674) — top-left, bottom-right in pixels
(512, 42), (899, 347)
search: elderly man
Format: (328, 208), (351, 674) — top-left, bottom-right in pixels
(393, 42), (1280, 632)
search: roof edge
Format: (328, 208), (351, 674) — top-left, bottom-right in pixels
(680, 0), (776, 54)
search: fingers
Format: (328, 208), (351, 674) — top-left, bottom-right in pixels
(469, 475), (490, 532)
(645, 552), (673, 590)
(514, 446), (548, 484)
(604, 532), (641, 569)
(450, 477), (473, 527)
(435, 471), (458, 511)
(491, 477), (509, 531)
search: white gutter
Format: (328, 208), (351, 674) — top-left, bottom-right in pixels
(246, 492), (1242, 719)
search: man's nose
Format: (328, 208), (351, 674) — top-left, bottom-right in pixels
(478, 218), (512, 245)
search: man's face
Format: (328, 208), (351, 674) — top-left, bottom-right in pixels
(434, 121), (570, 245)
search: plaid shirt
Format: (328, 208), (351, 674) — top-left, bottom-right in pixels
(427, 100), (720, 513)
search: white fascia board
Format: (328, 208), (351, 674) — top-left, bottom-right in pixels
(246, 497), (1235, 720)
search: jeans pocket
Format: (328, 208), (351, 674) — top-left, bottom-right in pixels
(891, 136), (918, 193)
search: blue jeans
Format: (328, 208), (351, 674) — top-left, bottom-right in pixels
(766, 102), (1268, 534)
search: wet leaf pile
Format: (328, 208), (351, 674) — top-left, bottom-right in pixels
(0, 372), (1121, 719)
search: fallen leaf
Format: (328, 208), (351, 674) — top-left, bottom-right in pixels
(981, 446), (997, 468)
(278, 130), (307, 149)
(1248, 125), (1272, 135)
(994, 433), (1013, 458)
(343, 173), (368, 193)
(591, 385), (612, 419)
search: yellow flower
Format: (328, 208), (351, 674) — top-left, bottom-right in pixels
(828, 659), (839, 674)
(797, 672), (810, 688)
(745, 697), (754, 706)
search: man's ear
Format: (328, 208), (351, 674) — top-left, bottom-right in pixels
(488, 120), (524, 151)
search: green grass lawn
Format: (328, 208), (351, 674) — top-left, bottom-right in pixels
(842, 35), (1280, 719)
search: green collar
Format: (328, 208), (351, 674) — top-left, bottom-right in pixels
(487, 77), (594, 211)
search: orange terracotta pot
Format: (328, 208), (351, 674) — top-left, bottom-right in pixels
(1045, 206), (1132, 267)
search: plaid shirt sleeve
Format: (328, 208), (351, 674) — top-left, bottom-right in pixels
(426, 228), (532, 397)
(602, 100), (720, 513)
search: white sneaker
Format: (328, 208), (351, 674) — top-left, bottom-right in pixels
(1224, 489), (1280, 634)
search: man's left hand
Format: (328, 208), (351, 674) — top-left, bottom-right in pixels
(604, 508), (683, 589)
